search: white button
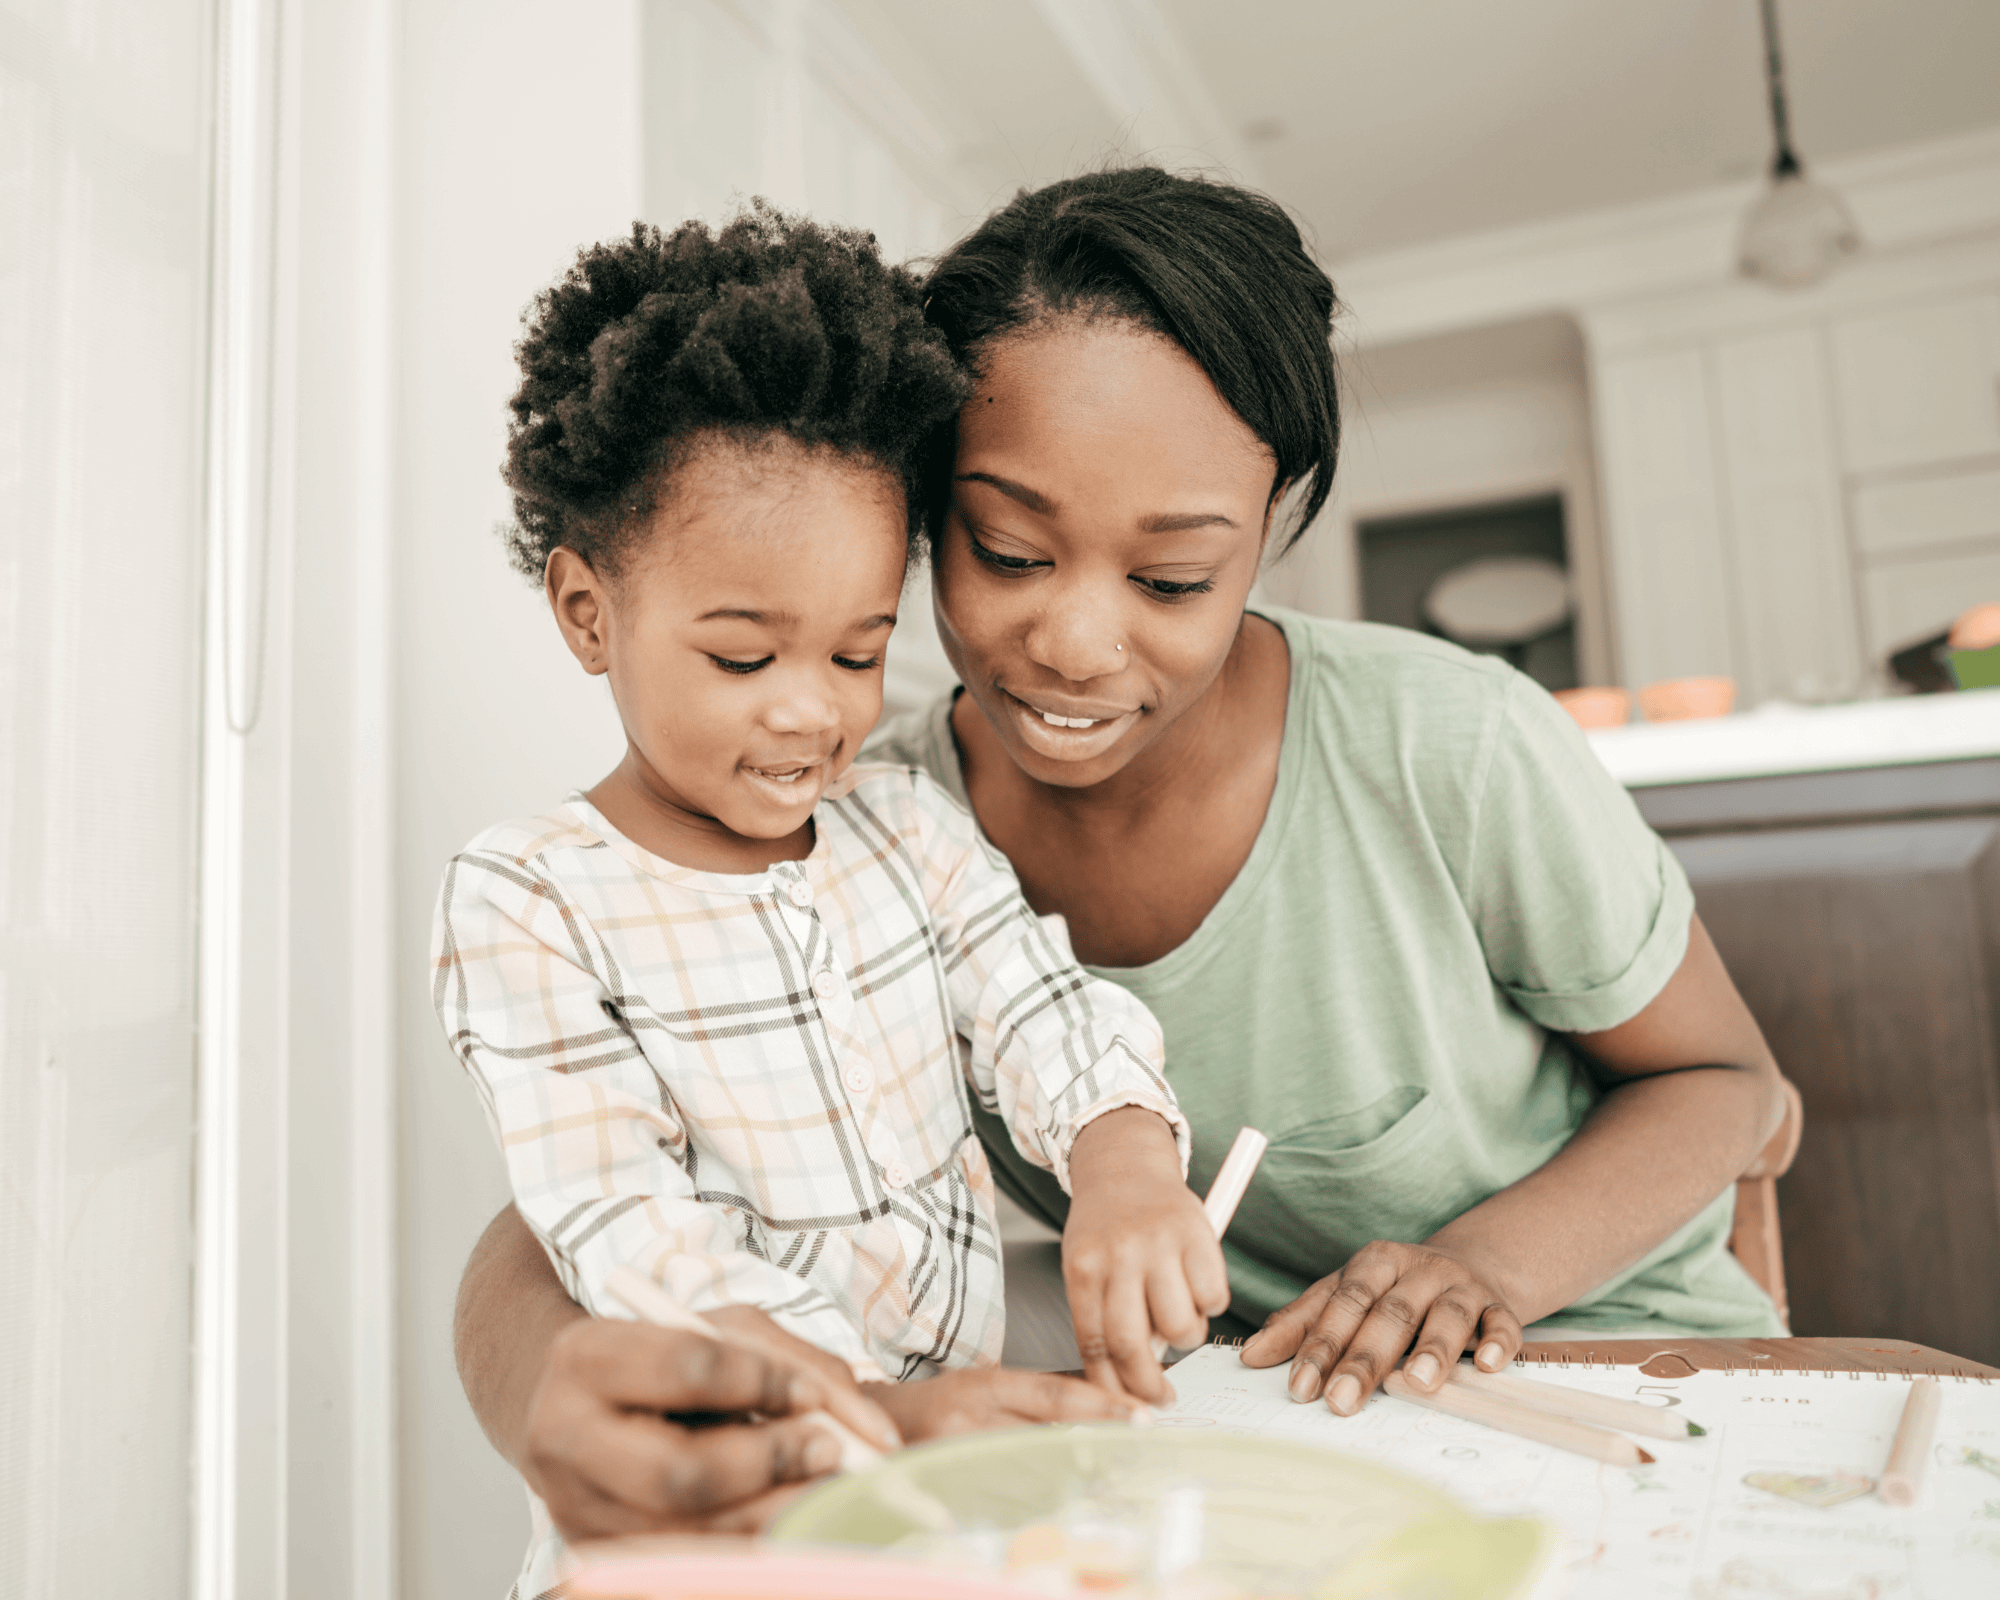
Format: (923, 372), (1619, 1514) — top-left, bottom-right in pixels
(883, 1162), (911, 1190)
(812, 969), (839, 1000)
(843, 1064), (872, 1095)
(787, 880), (813, 908)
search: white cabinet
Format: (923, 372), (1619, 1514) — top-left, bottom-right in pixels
(1829, 293), (2000, 474)
(1853, 466), (2000, 558)
(1861, 546), (2000, 658)
(1593, 349), (1740, 690)
(1710, 329), (1861, 702)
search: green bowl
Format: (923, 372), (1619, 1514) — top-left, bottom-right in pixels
(1948, 644), (2000, 690)
(771, 1424), (1554, 1599)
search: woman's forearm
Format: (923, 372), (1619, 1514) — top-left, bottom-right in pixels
(1424, 1060), (1774, 1325)
(454, 1203), (587, 1470)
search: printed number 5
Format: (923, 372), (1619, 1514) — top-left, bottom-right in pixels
(1635, 1385), (1683, 1410)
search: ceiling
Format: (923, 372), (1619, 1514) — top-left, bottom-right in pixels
(852, 0), (2000, 263)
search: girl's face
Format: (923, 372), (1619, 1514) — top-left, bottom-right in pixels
(933, 321), (1279, 789)
(548, 438), (907, 852)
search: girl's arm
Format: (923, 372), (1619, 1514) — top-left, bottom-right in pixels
(1242, 914), (1783, 1411)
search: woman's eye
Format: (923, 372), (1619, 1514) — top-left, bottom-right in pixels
(968, 533), (1044, 573)
(1135, 575), (1217, 599)
(709, 655), (773, 675)
(834, 655), (881, 672)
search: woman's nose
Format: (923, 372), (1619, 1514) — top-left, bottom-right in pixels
(1022, 579), (1125, 683)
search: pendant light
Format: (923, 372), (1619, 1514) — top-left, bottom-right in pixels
(1738, 0), (1859, 287)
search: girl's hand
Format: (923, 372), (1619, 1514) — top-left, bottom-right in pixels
(1238, 1240), (1524, 1414)
(865, 1367), (1149, 1442)
(1061, 1107), (1231, 1402)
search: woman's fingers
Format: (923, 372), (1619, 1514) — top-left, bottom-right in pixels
(540, 1409), (837, 1543)
(1237, 1276), (1338, 1368)
(700, 1303), (902, 1452)
(1395, 1283), (1491, 1394)
(1474, 1301), (1526, 1373)
(1288, 1253), (1402, 1404)
(557, 1317), (799, 1418)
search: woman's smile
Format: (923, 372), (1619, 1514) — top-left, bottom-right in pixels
(1002, 687), (1143, 759)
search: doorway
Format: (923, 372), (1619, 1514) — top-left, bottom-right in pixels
(1356, 494), (1578, 693)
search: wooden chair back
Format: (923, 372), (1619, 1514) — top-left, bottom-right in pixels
(1729, 1076), (1804, 1328)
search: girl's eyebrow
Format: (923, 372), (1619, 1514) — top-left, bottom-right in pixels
(958, 472), (1236, 534)
(695, 607), (898, 631)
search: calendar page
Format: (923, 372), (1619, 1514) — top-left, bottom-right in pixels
(1159, 1345), (2000, 1599)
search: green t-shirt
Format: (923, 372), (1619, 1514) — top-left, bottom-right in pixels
(864, 608), (1783, 1339)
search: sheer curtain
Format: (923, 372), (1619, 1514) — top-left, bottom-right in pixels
(0, 0), (211, 1593)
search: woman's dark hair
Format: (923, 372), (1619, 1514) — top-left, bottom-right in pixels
(503, 204), (969, 580)
(921, 167), (1340, 553)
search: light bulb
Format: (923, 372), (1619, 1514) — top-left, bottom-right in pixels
(1738, 171), (1860, 288)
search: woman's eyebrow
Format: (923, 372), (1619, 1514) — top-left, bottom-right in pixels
(1139, 510), (1238, 532)
(956, 471), (1055, 514)
(960, 473), (1237, 534)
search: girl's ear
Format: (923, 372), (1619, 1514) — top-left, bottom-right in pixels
(546, 546), (611, 675)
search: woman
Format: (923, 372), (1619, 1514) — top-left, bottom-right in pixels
(454, 166), (1786, 1535)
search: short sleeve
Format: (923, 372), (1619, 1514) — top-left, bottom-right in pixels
(1464, 675), (1693, 1034)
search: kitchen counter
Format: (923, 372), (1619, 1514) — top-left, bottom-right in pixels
(1585, 687), (2000, 787)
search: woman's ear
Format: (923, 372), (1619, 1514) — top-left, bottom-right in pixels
(545, 547), (611, 675)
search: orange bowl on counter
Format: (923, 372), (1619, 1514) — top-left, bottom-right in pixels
(1637, 676), (1737, 723)
(1552, 687), (1631, 730)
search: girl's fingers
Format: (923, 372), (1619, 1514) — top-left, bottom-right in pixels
(1146, 1260), (1207, 1353)
(1079, 1264), (1166, 1401)
(1238, 1276), (1339, 1368)
(1184, 1234), (1232, 1321)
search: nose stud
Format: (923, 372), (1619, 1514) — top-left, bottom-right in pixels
(1114, 644), (1124, 652)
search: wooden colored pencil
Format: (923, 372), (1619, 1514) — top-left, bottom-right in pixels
(603, 1264), (885, 1471)
(1878, 1376), (1941, 1506)
(1449, 1362), (1706, 1440)
(1152, 1127), (1269, 1360)
(1383, 1369), (1655, 1466)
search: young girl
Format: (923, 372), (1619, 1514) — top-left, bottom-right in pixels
(431, 208), (1227, 1589)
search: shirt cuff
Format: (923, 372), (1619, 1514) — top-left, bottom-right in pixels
(1503, 839), (1695, 1033)
(1048, 1090), (1193, 1196)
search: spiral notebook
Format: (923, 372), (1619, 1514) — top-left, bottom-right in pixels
(1159, 1343), (2000, 1600)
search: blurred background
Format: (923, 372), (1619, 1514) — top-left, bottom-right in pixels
(4, 2), (1998, 1597)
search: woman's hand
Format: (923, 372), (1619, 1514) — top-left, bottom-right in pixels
(1237, 1240), (1524, 1415)
(865, 1367), (1150, 1442)
(516, 1313), (895, 1540)
(1061, 1107), (1231, 1402)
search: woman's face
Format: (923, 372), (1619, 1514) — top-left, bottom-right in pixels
(933, 320), (1279, 789)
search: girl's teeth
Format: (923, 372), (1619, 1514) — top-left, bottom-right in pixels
(1038, 710), (1100, 729)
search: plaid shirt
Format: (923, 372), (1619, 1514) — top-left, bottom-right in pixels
(431, 764), (1186, 1387)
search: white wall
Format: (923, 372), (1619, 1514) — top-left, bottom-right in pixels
(392, 4), (638, 1596)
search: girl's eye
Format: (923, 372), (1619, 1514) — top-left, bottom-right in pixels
(1135, 575), (1217, 599)
(968, 532), (1044, 573)
(709, 655), (773, 675)
(834, 655), (880, 672)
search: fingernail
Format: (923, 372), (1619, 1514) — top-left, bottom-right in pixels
(787, 1375), (818, 1412)
(1406, 1353), (1440, 1389)
(1327, 1374), (1363, 1415)
(1128, 1405), (1156, 1429)
(802, 1430), (840, 1476)
(1286, 1359), (1320, 1403)
(1477, 1341), (1505, 1371)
